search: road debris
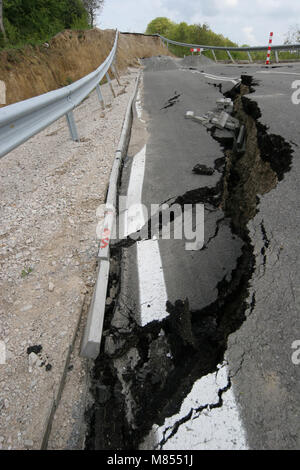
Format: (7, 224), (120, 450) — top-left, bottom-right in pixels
(192, 164), (215, 175)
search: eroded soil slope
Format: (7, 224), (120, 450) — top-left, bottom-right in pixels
(0, 30), (170, 105)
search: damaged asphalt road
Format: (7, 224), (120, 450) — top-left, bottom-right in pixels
(85, 57), (300, 450)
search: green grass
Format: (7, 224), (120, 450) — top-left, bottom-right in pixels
(21, 267), (33, 279)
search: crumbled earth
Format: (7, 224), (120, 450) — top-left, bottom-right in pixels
(0, 70), (138, 450)
(0, 29), (171, 105)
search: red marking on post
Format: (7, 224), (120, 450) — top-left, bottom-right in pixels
(100, 238), (109, 249)
(100, 228), (111, 249)
(266, 32), (274, 65)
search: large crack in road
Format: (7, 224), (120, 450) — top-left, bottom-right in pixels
(84, 74), (294, 450)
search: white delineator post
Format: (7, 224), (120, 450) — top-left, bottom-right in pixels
(266, 32), (274, 65)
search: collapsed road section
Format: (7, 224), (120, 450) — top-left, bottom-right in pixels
(85, 61), (295, 450)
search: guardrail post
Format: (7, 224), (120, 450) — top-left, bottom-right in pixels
(96, 84), (105, 110)
(106, 71), (116, 98)
(227, 50), (235, 64)
(111, 63), (122, 87)
(275, 50), (279, 63)
(211, 49), (218, 63)
(247, 51), (253, 63)
(66, 111), (79, 142)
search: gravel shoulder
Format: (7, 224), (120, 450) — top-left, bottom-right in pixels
(0, 69), (139, 450)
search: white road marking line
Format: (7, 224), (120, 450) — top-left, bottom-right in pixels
(135, 89), (146, 123)
(124, 142), (168, 326)
(257, 71), (300, 76)
(136, 239), (169, 326)
(204, 73), (240, 85)
(204, 73), (239, 81)
(140, 363), (248, 450)
(181, 67), (240, 85)
(253, 93), (286, 98)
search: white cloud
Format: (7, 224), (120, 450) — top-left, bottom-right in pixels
(243, 26), (256, 45)
(97, 0), (299, 45)
(224, 0), (239, 7)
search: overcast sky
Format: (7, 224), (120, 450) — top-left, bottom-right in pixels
(97, 0), (299, 46)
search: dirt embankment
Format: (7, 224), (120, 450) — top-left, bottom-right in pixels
(0, 29), (171, 105)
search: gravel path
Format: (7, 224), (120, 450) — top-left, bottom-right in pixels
(0, 69), (138, 450)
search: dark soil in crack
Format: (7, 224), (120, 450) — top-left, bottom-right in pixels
(84, 74), (294, 450)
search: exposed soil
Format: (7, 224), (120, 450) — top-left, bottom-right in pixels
(0, 30), (172, 105)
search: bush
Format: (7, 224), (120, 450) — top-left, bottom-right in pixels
(1, 0), (89, 49)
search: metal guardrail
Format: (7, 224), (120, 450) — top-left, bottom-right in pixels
(81, 73), (141, 359)
(157, 33), (300, 64)
(0, 30), (120, 159)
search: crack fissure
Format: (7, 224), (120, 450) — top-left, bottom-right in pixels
(85, 74), (294, 450)
(156, 375), (232, 449)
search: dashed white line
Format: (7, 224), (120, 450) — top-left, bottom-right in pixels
(124, 141), (168, 327)
(203, 73), (240, 85)
(136, 239), (169, 326)
(252, 93), (286, 98)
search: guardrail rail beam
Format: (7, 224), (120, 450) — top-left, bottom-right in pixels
(0, 30), (119, 159)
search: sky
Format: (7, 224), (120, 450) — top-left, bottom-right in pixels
(96, 0), (300, 46)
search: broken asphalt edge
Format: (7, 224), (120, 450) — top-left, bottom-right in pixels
(80, 72), (141, 360)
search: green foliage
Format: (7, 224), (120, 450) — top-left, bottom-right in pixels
(146, 17), (300, 62)
(146, 17), (175, 36)
(146, 17), (239, 58)
(1, 0), (89, 49)
(21, 267), (33, 278)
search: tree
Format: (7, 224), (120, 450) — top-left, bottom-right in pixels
(0, 0), (7, 41)
(146, 17), (174, 36)
(146, 17), (238, 58)
(83, 0), (104, 28)
(285, 25), (300, 44)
